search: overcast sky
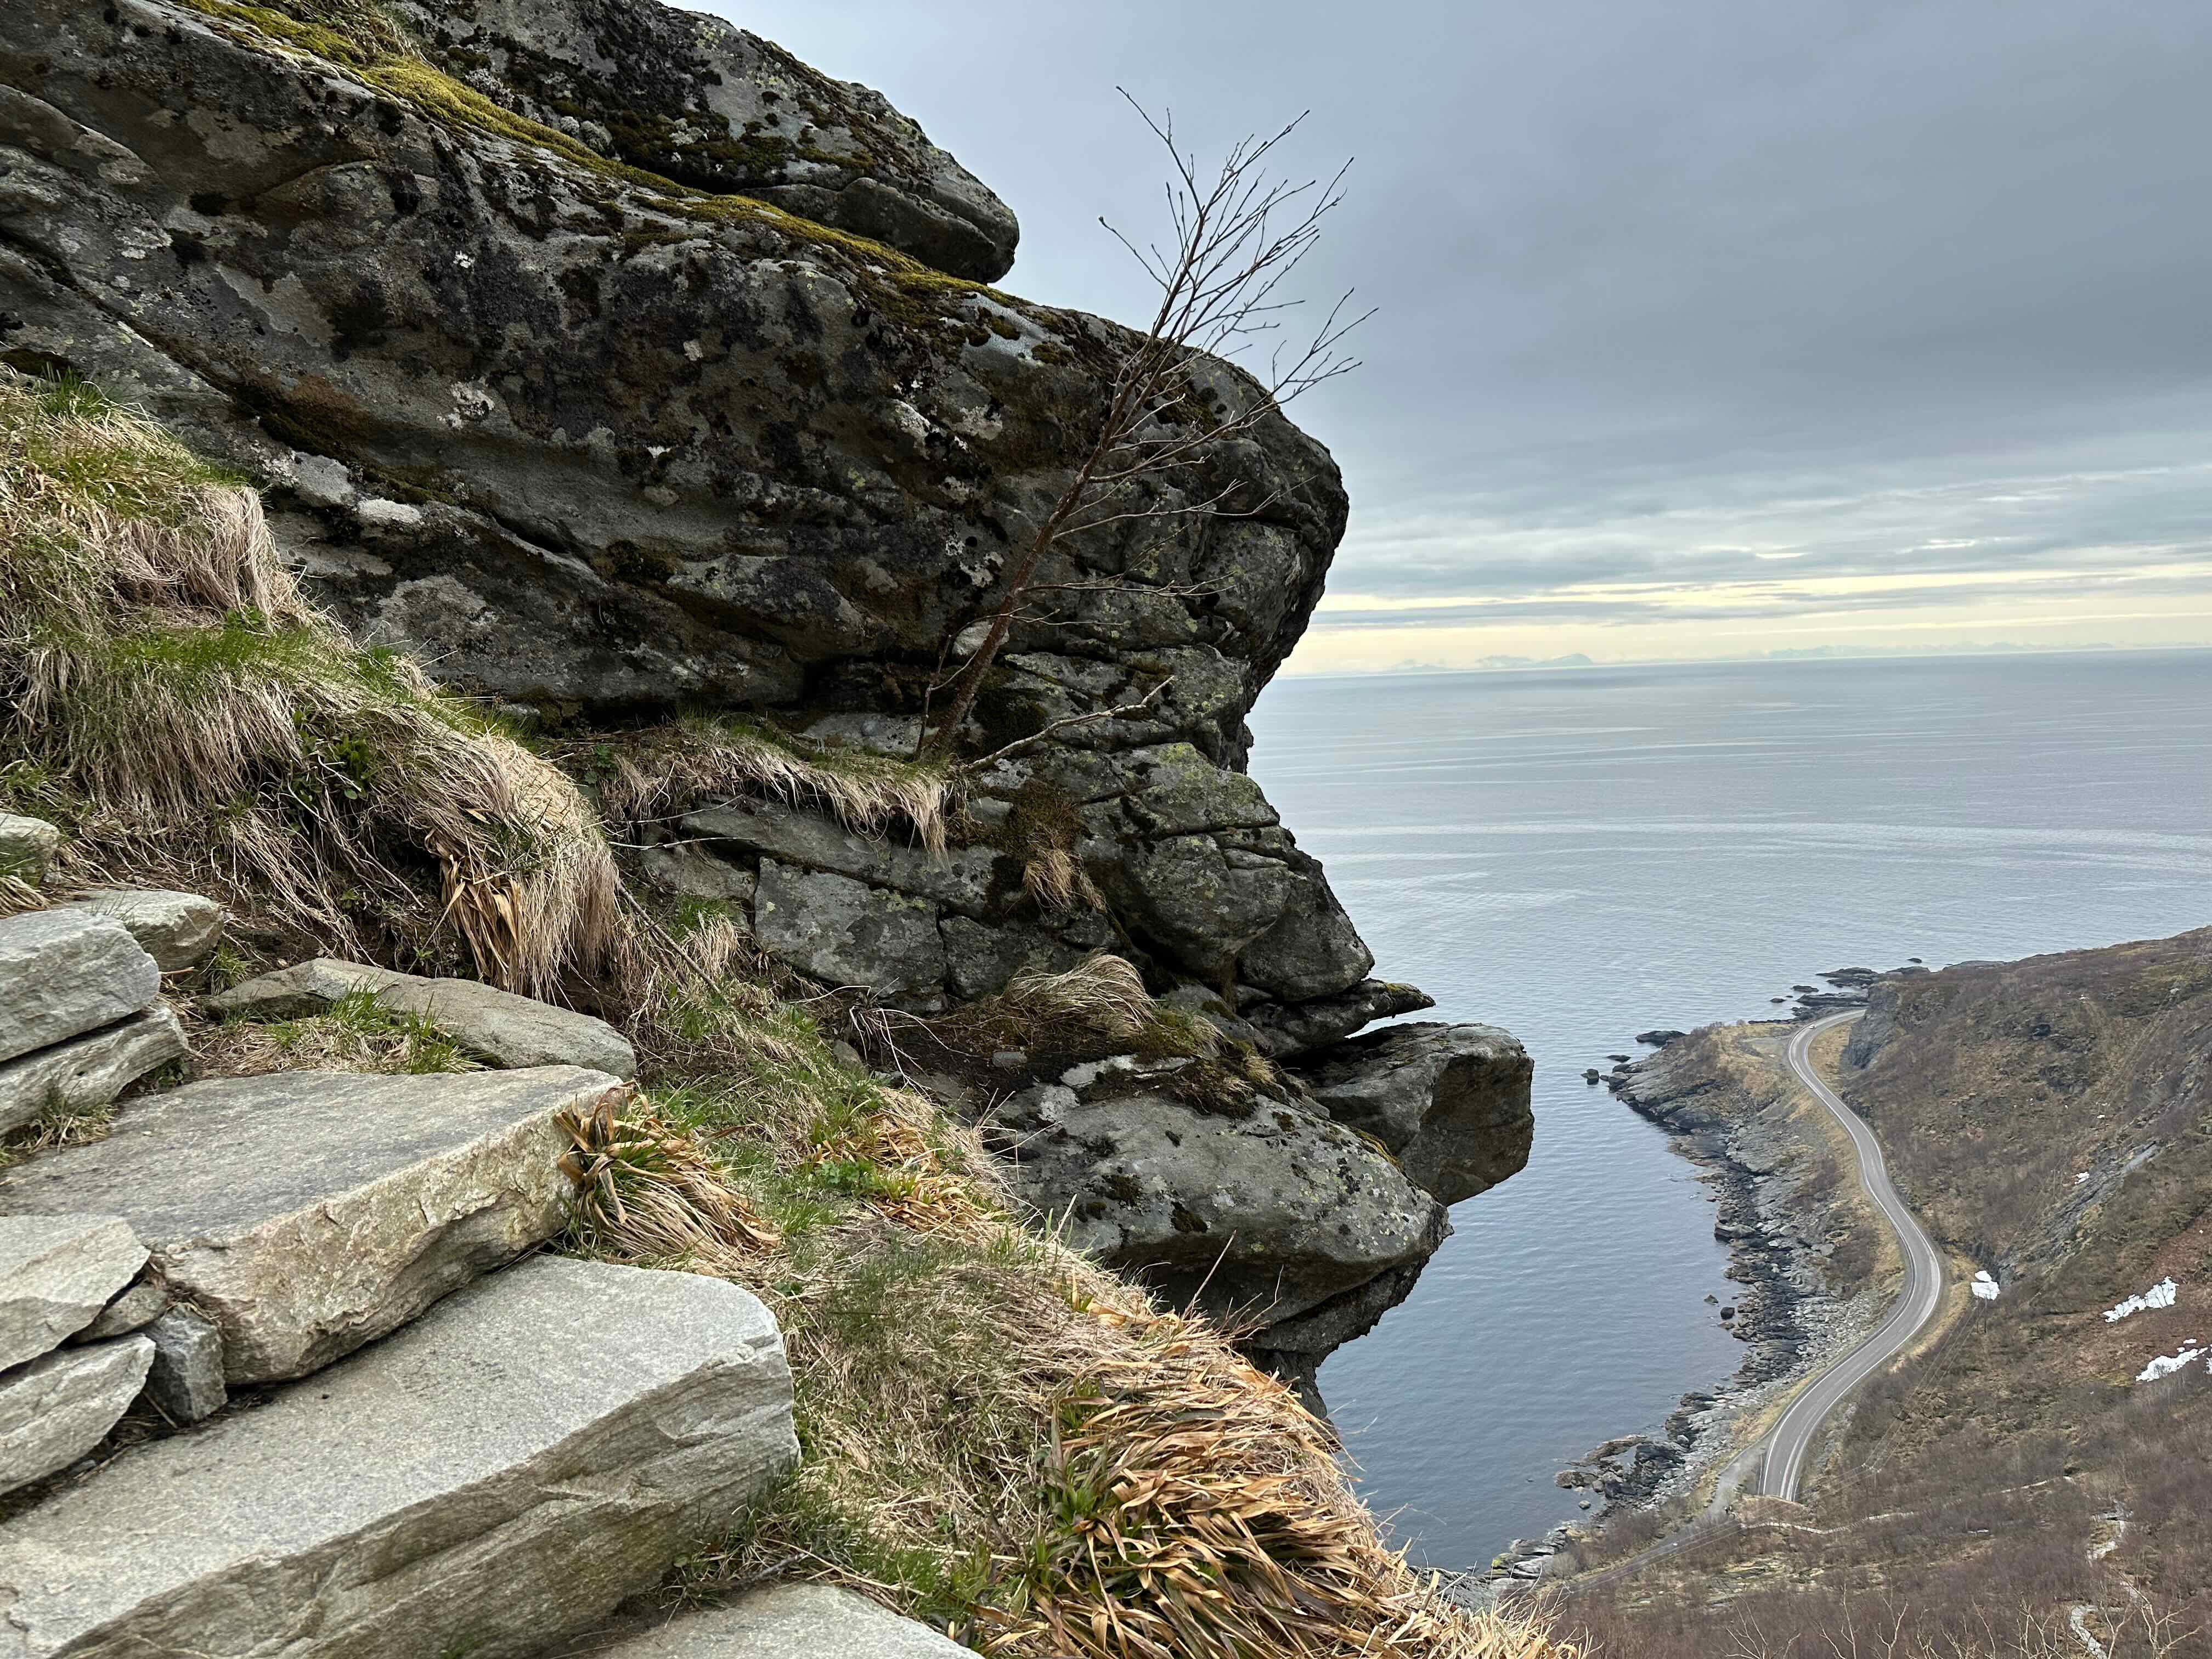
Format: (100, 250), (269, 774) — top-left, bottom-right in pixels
(715, 1), (2212, 672)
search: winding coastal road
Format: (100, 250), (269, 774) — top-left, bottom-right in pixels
(1759, 1009), (1946, 1500)
(1557, 1008), (1945, 1592)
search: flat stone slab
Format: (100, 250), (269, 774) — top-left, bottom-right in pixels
(60, 889), (223, 972)
(0, 816), (60, 890)
(0, 1068), (617, 1383)
(0, 1006), (185, 1138)
(0, 911), (159, 1067)
(0, 1214), (147, 1371)
(571, 1584), (969, 1657)
(207, 958), (637, 1079)
(0, 1336), (153, 1497)
(0, 1257), (797, 1659)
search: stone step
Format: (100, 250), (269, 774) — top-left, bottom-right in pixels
(0, 1336), (153, 1497)
(560, 1584), (969, 1657)
(0, 1256), (798, 1659)
(0, 1214), (145, 1371)
(0, 1066), (616, 1384)
(208, 957), (638, 1079)
(57, 888), (223, 973)
(0, 1006), (185, 1138)
(0, 910), (159, 1067)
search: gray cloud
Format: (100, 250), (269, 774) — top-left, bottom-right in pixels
(710, 0), (2212, 645)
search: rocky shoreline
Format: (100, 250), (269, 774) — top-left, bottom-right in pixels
(1486, 969), (1911, 1584)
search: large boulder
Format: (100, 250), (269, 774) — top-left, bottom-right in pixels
(1300, 1023), (1536, 1205)
(0, 911), (159, 1067)
(0, 1256), (798, 1659)
(981, 1057), (1449, 1362)
(207, 957), (638, 1079)
(0, 1067), (616, 1383)
(0, 0), (1375, 1030)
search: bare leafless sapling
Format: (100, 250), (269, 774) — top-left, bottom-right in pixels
(916, 93), (1370, 763)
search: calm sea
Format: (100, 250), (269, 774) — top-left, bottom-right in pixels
(1245, 649), (2212, 1567)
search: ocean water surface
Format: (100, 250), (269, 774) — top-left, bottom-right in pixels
(1244, 650), (2212, 1567)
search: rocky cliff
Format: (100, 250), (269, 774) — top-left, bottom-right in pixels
(0, 0), (1531, 1383)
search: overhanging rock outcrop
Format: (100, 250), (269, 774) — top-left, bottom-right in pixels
(0, 0), (1537, 1375)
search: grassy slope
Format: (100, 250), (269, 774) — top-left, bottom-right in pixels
(0, 350), (1569, 1659)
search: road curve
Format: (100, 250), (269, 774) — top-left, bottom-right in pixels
(1558, 1010), (1945, 1593)
(1758, 1009), (1946, 1500)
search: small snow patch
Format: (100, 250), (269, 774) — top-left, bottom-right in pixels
(2075, 1172), (2091, 1184)
(1971, 1271), (2000, 1301)
(2104, 1279), (2179, 1323)
(2135, 1345), (2204, 1384)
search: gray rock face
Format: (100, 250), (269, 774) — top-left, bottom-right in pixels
(574, 1584), (970, 1657)
(753, 861), (948, 1014)
(393, 0), (1019, 280)
(0, 0), (1375, 1035)
(0, 911), (160, 1067)
(0, 1215), (148, 1370)
(59, 888), (223, 972)
(981, 1064), (1448, 1353)
(0, 816), (60, 889)
(0, 1256), (797, 1659)
(143, 1307), (228, 1423)
(207, 958), (637, 1079)
(0, 1336), (153, 1496)
(0, 1006), (187, 1138)
(0, 1068), (614, 1383)
(1301, 1023), (1536, 1205)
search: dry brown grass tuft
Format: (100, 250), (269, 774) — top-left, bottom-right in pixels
(0, 373), (615, 994)
(566, 930), (1575, 1659)
(584, 715), (954, 853)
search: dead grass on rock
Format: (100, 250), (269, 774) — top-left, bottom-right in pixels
(581, 714), (954, 853)
(568, 930), (1575, 1659)
(0, 372), (615, 995)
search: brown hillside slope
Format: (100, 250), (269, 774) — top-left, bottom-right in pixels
(1571, 929), (2212, 1656)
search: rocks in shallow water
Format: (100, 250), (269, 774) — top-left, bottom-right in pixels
(981, 1065), (1447, 1360)
(0, 1214), (147, 1370)
(0, 910), (160, 1066)
(143, 1307), (228, 1423)
(1583, 1068), (1602, 1084)
(0, 815), (60, 889)
(1635, 1029), (1687, 1048)
(59, 889), (223, 972)
(0, 1256), (797, 1659)
(0, 1336), (154, 1495)
(0, 1005), (187, 1138)
(1300, 1023), (1535, 1206)
(0, 1067), (613, 1383)
(209, 958), (637, 1080)
(577, 1582), (971, 1656)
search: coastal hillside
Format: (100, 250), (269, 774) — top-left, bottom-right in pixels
(0, 2), (1553, 1655)
(1572, 933), (2212, 1654)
